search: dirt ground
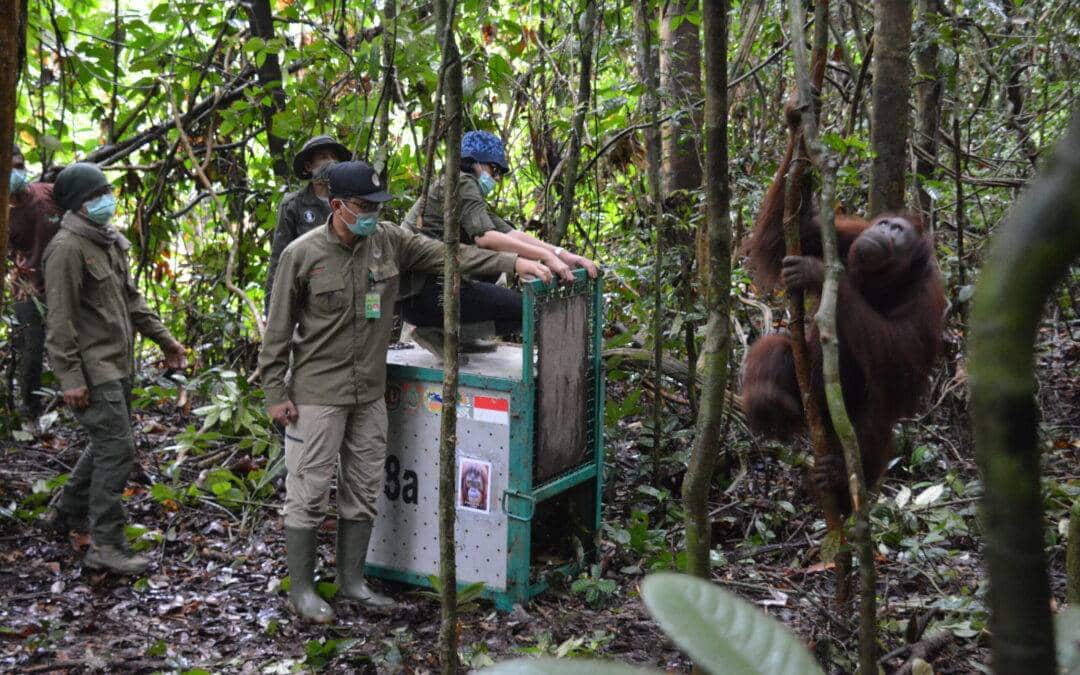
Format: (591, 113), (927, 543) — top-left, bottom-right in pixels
(0, 323), (1076, 673)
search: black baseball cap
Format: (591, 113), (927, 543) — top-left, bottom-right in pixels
(326, 161), (393, 202)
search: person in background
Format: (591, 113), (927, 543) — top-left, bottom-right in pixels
(399, 130), (598, 359)
(265, 135), (351, 311)
(41, 163), (187, 575)
(7, 143), (65, 420)
(260, 160), (551, 623)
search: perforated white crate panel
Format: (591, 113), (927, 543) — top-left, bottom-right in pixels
(369, 375), (512, 590)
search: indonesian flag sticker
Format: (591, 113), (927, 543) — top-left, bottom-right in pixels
(473, 396), (509, 425)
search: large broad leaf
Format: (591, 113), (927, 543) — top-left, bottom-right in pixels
(641, 572), (826, 675)
(483, 658), (657, 675)
(1058, 606), (1080, 674)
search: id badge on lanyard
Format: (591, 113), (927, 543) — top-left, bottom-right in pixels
(365, 291), (381, 319)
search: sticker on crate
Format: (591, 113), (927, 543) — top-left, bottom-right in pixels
(458, 457), (492, 513)
(423, 387), (474, 418)
(473, 396), (509, 425)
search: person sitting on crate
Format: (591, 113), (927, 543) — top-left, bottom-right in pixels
(259, 160), (552, 624)
(399, 130), (599, 360)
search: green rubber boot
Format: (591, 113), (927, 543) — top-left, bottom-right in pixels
(285, 527), (334, 624)
(336, 518), (393, 609)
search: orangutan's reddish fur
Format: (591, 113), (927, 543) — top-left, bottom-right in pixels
(740, 122), (946, 508)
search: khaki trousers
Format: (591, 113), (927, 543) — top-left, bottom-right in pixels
(283, 398), (387, 529)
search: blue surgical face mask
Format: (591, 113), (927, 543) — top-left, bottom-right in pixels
(9, 168), (29, 194)
(85, 193), (117, 225)
(341, 202), (379, 237)
(477, 171), (497, 197)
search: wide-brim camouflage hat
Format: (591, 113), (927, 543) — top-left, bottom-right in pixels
(293, 135), (352, 179)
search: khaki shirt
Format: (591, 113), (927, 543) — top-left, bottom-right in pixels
(399, 173), (515, 298)
(402, 173), (514, 245)
(266, 183), (332, 309)
(43, 212), (176, 391)
(259, 219), (519, 407)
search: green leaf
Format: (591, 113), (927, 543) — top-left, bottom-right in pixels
(482, 659), (656, 674)
(641, 572), (826, 675)
(316, 581), (339, 599)
(150, 482), (180, 503)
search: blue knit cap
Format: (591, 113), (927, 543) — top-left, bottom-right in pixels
(461, 131), (509, 174)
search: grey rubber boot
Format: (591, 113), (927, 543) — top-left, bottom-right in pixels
(336, 518), (393, 609)
(83, 543), (150, 575)
(285, 527), (335, 624)
(460, 321), (498, 353)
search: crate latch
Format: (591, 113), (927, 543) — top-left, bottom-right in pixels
(501, 490), (535, 522)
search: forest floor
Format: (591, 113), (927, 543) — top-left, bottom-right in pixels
(0, 322), (1076, 674)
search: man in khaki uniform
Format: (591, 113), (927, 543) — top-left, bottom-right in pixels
(42, 163), (187, 574)
(260, 161), (551, 623)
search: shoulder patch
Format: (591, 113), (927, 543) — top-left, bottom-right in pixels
(303, 210), (315, 223)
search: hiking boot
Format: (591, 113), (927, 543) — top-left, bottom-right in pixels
(460, 321), (498, 354)
(285, 527), (334, 624)
(336, 518), (393, 609)
(41, 508), (87, 536)
(84, 543), (150, 575)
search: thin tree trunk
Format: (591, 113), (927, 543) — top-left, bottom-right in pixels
(970, 110), (1080, 675)
(372, 0), (397, 180)
(682, 0), (731, 580)
(634, 0), (665, 485)
(868, 0), (913, 215)
(948, 15), (967, 323)
(551, 0), (597, 246)
(913, 0), (942, 225)
(435, 0), (462, 670)
(0, 0), (24, 316)
(660, 0), (703, 194)
(789, 2), (876, 669)
(243, 0), (289, 179)
(782, 0), (850, 598)
(952, 105), (966, 320)
(660, 0), (704, 421)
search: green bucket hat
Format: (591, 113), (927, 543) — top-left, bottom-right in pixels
(293, 135), (351, 179)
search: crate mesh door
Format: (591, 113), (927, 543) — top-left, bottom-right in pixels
(534, 292), (589, 482)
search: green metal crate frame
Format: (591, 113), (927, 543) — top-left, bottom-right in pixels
(370, 267), (605, 610)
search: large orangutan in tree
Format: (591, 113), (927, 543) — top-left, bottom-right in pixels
(740, 106), (946, 508)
